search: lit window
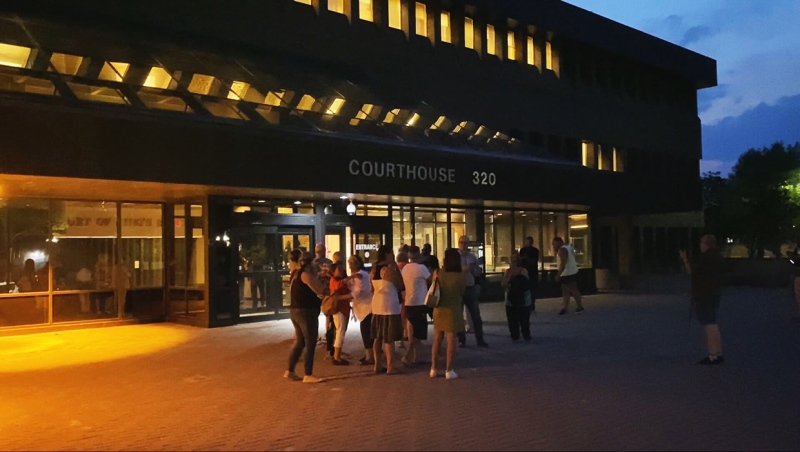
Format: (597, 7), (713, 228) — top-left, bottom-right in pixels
(406, 113), (420, 126)
(0, 43), (31, 68)
(597, 146), (605, 170)
(388, 0), (402, 30)
(581, 141), (595, 168)
(464, 17), (474, 49)
(67, 82), (129, 105)
(474, 125), (487, 136)
(295, 0), (312, 4)
(187, 74), (215, 95)
(430, 115), (448, 130)
(486, 25), (496, 56)
(295, 94), (317, 111)
(228, 81), (249, 100)
(143, 67), (173, 89)
(526, 36), (535, 66)
(546, 41), (553, 70)
(507, 31), (516, 60)
(453, 121), (468, 133)
(384, 108), (401, 123)
(415, 3), (427, 37)
(50, 53), (83, 75)
(325, 98), (345, 115)
(359, 0), (373, 21)
(354, 104), (375, 120)
(264, 90), (293, 107)
(441, 12), (451, 43)
(328, 0), (344, 14)
(98, 62), (130, 82)
(613, 148), (620, 172)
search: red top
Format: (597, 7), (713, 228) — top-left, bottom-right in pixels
(329, 277), (352, 318)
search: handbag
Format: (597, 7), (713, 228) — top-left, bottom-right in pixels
(321, 295), (339, 316)
(424, 279), (441, 308)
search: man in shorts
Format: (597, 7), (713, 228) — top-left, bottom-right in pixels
(680, 234), (725, 365)
(553, 237), (584, 315)
(401, 246), (431, 366)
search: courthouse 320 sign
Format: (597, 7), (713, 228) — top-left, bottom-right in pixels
(348, 159), (498, 187)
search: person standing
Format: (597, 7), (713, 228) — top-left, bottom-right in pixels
(503, 253), (532, 342)
(285, 252), (325, 383)
(329, 262), (353, 365)
(431, 248), (467, 380)
(370, 245), (405, 375)
(401, 246), (431, 366)
(519, 236), (540, 312)
(553, 237), (584, 315)
(313, 243), (335, 356)
(456, 236), (488, 348)
(348, 255), (374, 365)
(680, 235), (726, 365)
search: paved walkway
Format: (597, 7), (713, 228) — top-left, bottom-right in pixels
(1, 277), (799, 451)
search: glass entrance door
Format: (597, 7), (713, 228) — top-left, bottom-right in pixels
(237, 227), (311, 318)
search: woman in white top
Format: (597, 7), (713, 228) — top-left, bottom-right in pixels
(370, 245), (405, 375)
(347, 255), (374, 365)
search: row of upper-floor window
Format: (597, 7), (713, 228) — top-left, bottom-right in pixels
(537, 134), (699, 179)
(0, 42), (524, 149)
(295, 0), (556, 72)
(293, 0), (699, 115)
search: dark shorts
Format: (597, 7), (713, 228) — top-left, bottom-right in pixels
(559, 274), (578, 285)
(405, 305), (429, 340)
(695, 298), (720, 325)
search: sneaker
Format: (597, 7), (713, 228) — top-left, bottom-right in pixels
(477, 340), (489, 348)
(558, 309), (568, 316)
(283, 371), (302, 381)
(430, 369), (438, 378)
(576, 307), (585, 314)
(358, 357), (374, 366)
(303, 375), (323, 383)
(332, 359), (350, 366)
(445, 370), (459, 380)
(696, 356), (722, 365)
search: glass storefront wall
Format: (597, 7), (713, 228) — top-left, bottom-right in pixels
(169, 204), (207, 320)
(0, 197), (183, 329)
(392, 206), (412, 252)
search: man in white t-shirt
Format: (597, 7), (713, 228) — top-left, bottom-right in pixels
(401, 246), (431, 366)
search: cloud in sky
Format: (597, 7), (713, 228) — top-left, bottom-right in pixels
(566, 0), (800, 125)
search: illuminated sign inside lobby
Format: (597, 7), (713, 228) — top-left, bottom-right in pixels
(355, 243), (380, 251)
(348, 159), (456, 183)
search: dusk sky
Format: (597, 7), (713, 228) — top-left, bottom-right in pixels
(566, 0), (800, 176)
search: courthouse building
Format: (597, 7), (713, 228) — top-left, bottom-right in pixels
(0, 0), (716, 332)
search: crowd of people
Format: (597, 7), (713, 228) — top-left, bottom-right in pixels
(283, 235), (586, 383)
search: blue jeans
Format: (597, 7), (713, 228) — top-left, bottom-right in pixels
(457, 286), (484, 344)
(288, 309), (319, 376)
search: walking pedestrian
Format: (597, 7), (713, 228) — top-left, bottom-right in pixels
(680, 234), (725, 365)
(456, 236), (488, 347)
(285, 252), (326, 383)
(370, 245), (405, 374)
(502, 253), (532, 342)
(431, 248), (467, 380)
(347, 255), (374, 365)
(553, 237), (584, 315)
(401, 246), (431, 366)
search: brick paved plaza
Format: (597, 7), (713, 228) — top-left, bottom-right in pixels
(1, 276), (799, 451)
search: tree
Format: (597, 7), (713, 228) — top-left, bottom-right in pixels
(716, 142), (800, 257)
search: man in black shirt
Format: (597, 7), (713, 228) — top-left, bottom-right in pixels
(680, 234), (725, 365)
(519, 237), (540, 312)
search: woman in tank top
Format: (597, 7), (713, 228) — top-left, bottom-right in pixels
(285, 252), (326, 383)
(370, 244), (405, 375)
